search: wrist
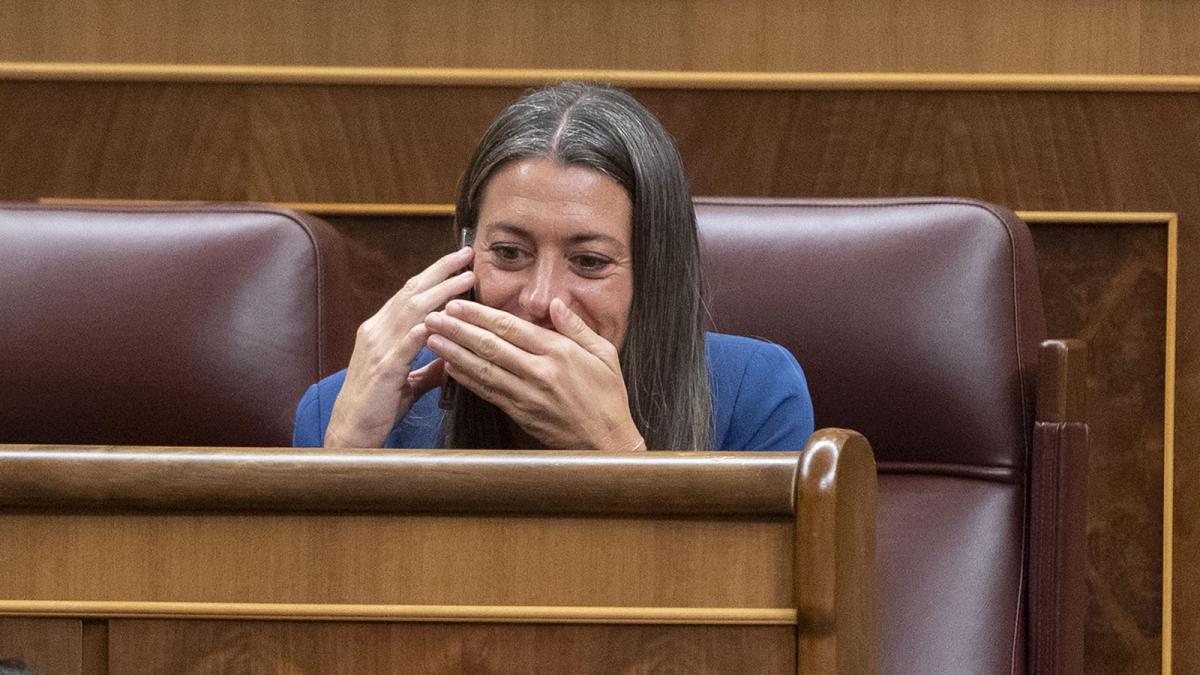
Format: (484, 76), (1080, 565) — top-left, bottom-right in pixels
(598, 421), (645, 452)
(324, 411), (385, 449)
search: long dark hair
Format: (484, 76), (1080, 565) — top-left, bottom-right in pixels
(444, 82), (712, 451)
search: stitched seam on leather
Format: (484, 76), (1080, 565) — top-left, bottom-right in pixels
(269, 209), (326, 379)
(875, 463), (1021, 483)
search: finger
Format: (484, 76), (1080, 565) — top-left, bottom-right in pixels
(425, 310), (537, 376)
(549, 298), (616, 361)
(406, 357), (447, 399)
(426, 333), (524, 406)
(378, 322), (433, 376)
(385, 269), (475, 328)
(443, 300), (559, 355)
(385, 246), (474, 309)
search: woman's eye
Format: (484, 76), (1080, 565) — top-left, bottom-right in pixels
(572, 255), (612, 275)
(489, 244), (528, 267)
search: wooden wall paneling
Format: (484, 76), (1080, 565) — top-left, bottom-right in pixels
(1029, 219), (1168, 672)
(82, 620), (108, 675)
(2, 1), (1200, 74)
(321, 214), (455, 324)
(105, 620), (795, 674)
(0, 617), (83, 675)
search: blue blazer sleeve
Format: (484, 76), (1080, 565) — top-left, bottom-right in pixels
(292, 369), (348, 448)
(711, 335), (815, 451)
(292, 383), (323, 447)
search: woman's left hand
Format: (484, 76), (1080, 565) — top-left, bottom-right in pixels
(424, 298), (646, 452)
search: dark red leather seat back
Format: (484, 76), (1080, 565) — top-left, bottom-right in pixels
(0, 204), (355, 447)
(696, 197), (1047, 674)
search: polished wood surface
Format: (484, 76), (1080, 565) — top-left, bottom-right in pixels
(795, 429), (877, 673)
(0, 601), (795, 625)
(106, 620), (796, 674)
(0, 446), (799, 515)
(1, 1), (1198, 74)
(1038, 339), (1089, 423)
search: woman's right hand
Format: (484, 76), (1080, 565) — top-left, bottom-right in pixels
(324, 246), (476, 448)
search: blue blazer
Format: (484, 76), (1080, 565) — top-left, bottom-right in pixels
(294, 332), (814, 451)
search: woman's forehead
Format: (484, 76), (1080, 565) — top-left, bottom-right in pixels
(478, 159), (632, 244)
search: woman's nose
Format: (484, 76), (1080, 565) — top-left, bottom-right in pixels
(519, 259), (562, 324)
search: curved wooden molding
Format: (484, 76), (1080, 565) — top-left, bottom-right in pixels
(0, 446), (801, 515)
(5, 62), (1200, 92)
(0, 600), (796, 625)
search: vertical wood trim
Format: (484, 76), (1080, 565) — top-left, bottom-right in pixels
(1163, 214), (1178, 675)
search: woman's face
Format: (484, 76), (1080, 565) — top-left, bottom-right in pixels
(473, 158), (634, 348)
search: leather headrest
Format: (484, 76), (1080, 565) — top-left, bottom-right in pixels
(697, 197), (1045, 475)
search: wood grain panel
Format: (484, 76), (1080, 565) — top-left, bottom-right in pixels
(0, 513), (792, 608)
(1031, 222), (1166, 672)
(107, 619), (794, 674)
(0, 82), (508, 203)
(2, 1), (1199, 74)
(0, 617), (82, 675)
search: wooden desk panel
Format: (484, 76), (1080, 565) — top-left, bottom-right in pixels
(0, 441), (876, 673)
(0, 513), (793, 608)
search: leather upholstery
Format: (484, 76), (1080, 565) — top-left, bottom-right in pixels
(696, 197), (1049, 674)
(0, 203), (355, 447)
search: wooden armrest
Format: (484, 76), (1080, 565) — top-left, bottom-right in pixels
(1030, 338), (1089, 675)
(1037, 338), (1087, 424)
(796, 427), (877, 674)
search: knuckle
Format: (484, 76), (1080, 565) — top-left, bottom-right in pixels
(477, 333), (500, 360)
(531, 361), (556, 384)
(494, 312), (517, 338)
(400, 276), (421, 296)
(550, 340), (570, 358)
(356, 320), (383, 352)
(398, 296), (425, 318)
(476, 361), (494, 387)
(597, 340), (618, 362)
(355, 320), (373, 342)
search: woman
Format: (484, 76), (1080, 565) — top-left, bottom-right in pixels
(294, 82), (813, 451)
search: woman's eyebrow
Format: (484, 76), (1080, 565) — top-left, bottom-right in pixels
(485, 223), (625, 249)
(483, 223), (533, 240)
(564, 233), (624, 248)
